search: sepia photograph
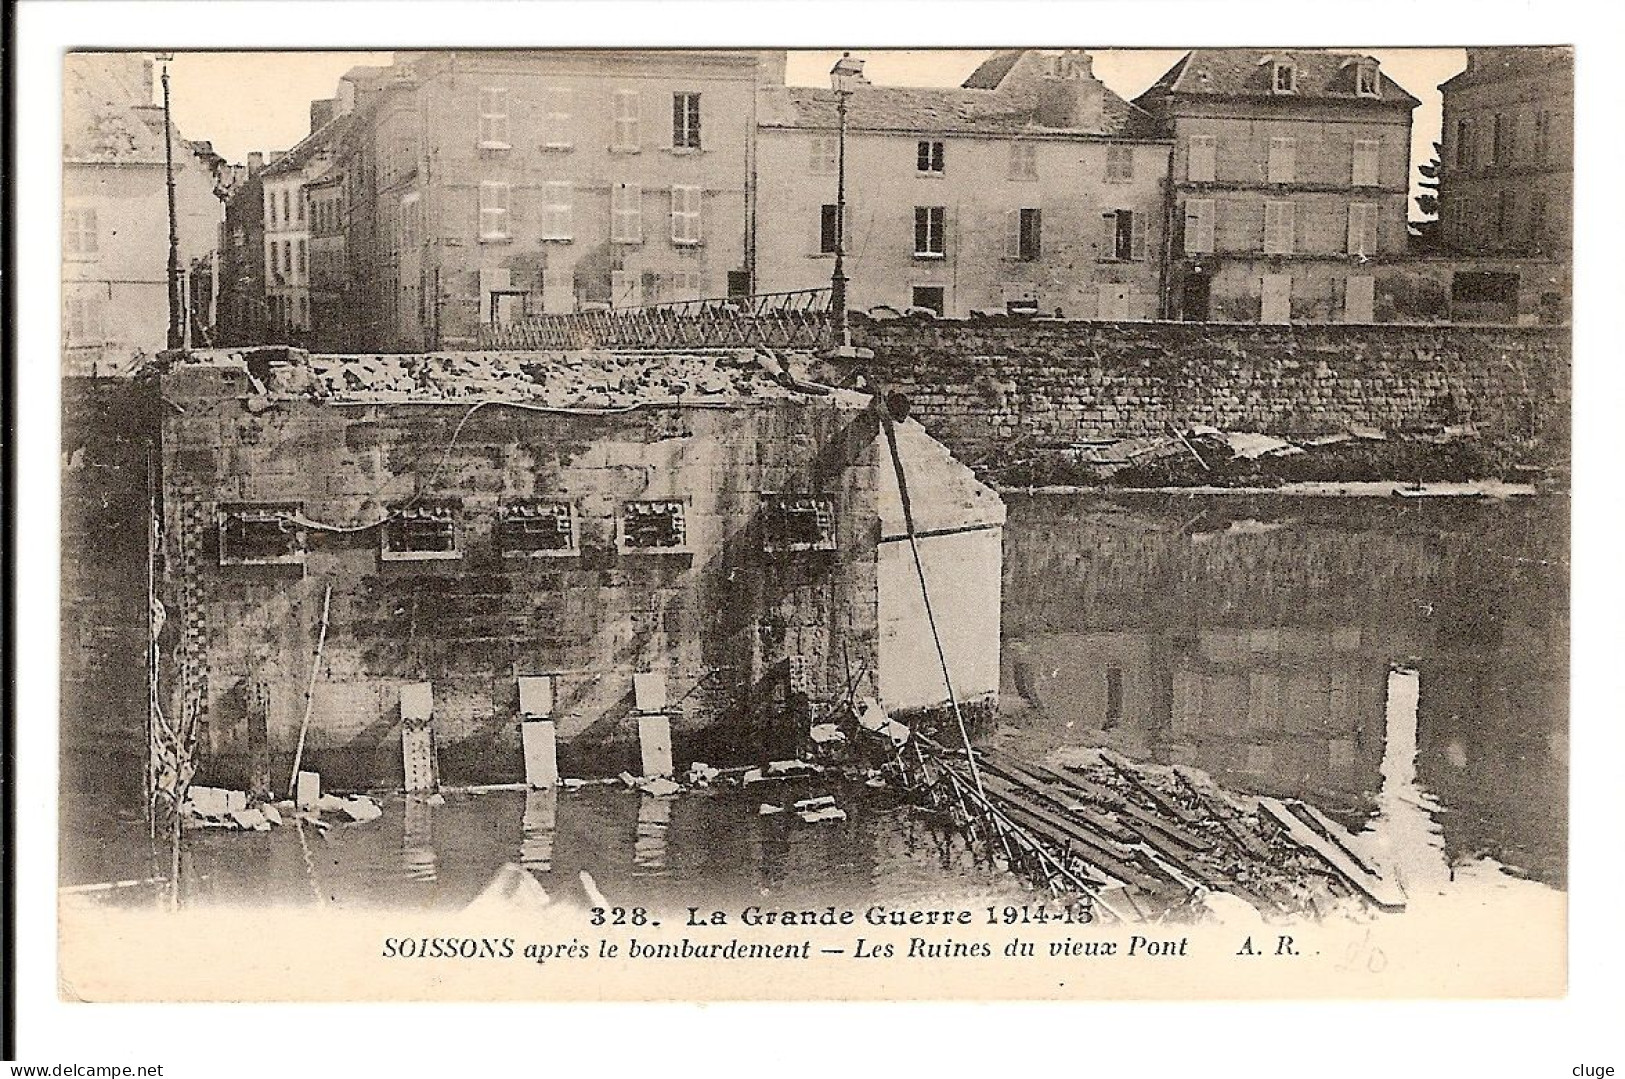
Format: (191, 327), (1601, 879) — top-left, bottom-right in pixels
(47, 38), (1578, 1005)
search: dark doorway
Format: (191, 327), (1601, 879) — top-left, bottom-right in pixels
(911, 286), (945, 316)
(1450, 271), (1520, 323)
(1181, 271), (1210, 321)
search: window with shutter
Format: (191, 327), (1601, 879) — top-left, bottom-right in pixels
(542, 181), (573, 241)
(1344, 275), (1375, 322)
(915, 140), (945, 174)
(612, 90), (640, 151)
(671, 185), (702, 246)
(1188, 135), (1216, 182)
(1106, 144), (1134, 182)
(1008, 141), (1038, 180)
(1352, 139), (1380, 186)
(1184, 199), (1215, 254)
(544, 88), (573, 149)
(1261, 274), (1291, 323)
(1264, 201), (1294, 255)
(65, 207), (99, 256)
(1356, 63), (1380, 97)
(1268, 138), (1296, 184)
(1005, 208), (1040, 261)
(672, 93), (701, 149)
(612, 183), (643, 243)
(479, 181), (510, 240)
(1101, 210), (1137, 261)
(1346, 202), (1378, 256)
(810, 135), (838, 175)
(913, 206), (945, 256)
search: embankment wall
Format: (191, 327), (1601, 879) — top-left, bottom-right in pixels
(846, 319), (1570, 475)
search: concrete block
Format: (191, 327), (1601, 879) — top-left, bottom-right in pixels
(400, 682), (433, 721)
(638, 713), (674, 779)
(518, 675), (555, 718)
(295, 771), (321, 809)
(633, 670), (667, 713)
(522, 718), (560, 788)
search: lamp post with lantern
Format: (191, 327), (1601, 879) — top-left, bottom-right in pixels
(829, 52), (864, 349)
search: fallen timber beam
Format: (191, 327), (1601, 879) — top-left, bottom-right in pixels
(1099, 748), (1204, 824)
(1048, 762), (1216, 853)
(939, 767), (1137, 924)
(971, 770), (1183, 897)
(1257, 797), (1407, 912)
(1287, 799), (1389, 881)
(971, 755), (1140, 845)
(978, 747), (1215, 853)
(1172, 767), (1275, 861)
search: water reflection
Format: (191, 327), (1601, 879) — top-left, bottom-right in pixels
(520, 787), (558, 876)
(401, 794), (438, 883)
(633, 794), (671, 875)
(1364, 666), (1450, 895)
(1000, 493), (1567, 887)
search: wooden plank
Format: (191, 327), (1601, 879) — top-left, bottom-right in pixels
(1288, 800), (1386, 880)
(1051, 764), (1216, 852)
(975, 756), (1141, 845)
(1258, 797), (1406, 911)
(1098, 749), (1203, 824)
(1172, 767), (1274, 860)
(972, 771), (1179, 895)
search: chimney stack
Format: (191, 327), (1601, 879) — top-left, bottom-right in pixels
(269, 150), (286, 164)
(1035, 50), (1104, 132)
(310, 98), (336, 133)
(247, 151), (264, 171)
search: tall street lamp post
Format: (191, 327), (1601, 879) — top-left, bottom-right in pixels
(157, 52), (183, 351)
(829, 53), (864, 350)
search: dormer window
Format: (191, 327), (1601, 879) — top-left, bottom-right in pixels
(1356, 62), (1381, 97)
(1272, 61), (1297, 94)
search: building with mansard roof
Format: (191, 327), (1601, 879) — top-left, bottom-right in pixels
(755, 49), (1172, 320)
(1135, 48), (1419, 323)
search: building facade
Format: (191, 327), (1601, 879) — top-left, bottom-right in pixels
(757, 50), (1171, 320)
(260, 101), (347, 346)
(321, 50), (775, 352)
(218, 154), (269, 346)
(1436, 47), (1572, 323)
(1136, 49), (1419, 323)
(62, 52), (228, 375)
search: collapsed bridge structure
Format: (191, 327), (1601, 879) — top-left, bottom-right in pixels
(130, 345), (1004, 806)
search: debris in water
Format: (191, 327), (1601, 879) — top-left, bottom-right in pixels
(758, 803), (785, 816)
(809, 723), (846, 745)
(185, 787), (247, 818)
(638, 777), (681, 798)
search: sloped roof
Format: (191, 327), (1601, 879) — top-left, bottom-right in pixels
(62, 54), (168, 163)
(1439, 46), (1572, 92)
(1136, 48), (1421, 108)
(961, 50), (1025, 90)
(764, 80), (1159, 139)
(262, 112), (350, 177)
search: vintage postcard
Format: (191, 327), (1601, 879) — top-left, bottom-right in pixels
(51, 39), (1571, 1009)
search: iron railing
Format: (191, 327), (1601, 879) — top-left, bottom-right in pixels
(478, 288), (835, 350)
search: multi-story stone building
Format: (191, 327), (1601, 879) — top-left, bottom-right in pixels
(62, 52), (228, 375)
(1136, 49), (1419, 323)
(324, 50), (774, 352)
(260, 100), (346, 345)
(1436, 47), (1572, 323)
(218, 153), (268, 346)
(757, 50), (1170, 320)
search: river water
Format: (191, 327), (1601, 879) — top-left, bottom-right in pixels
(62, 491), (1568, 909)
